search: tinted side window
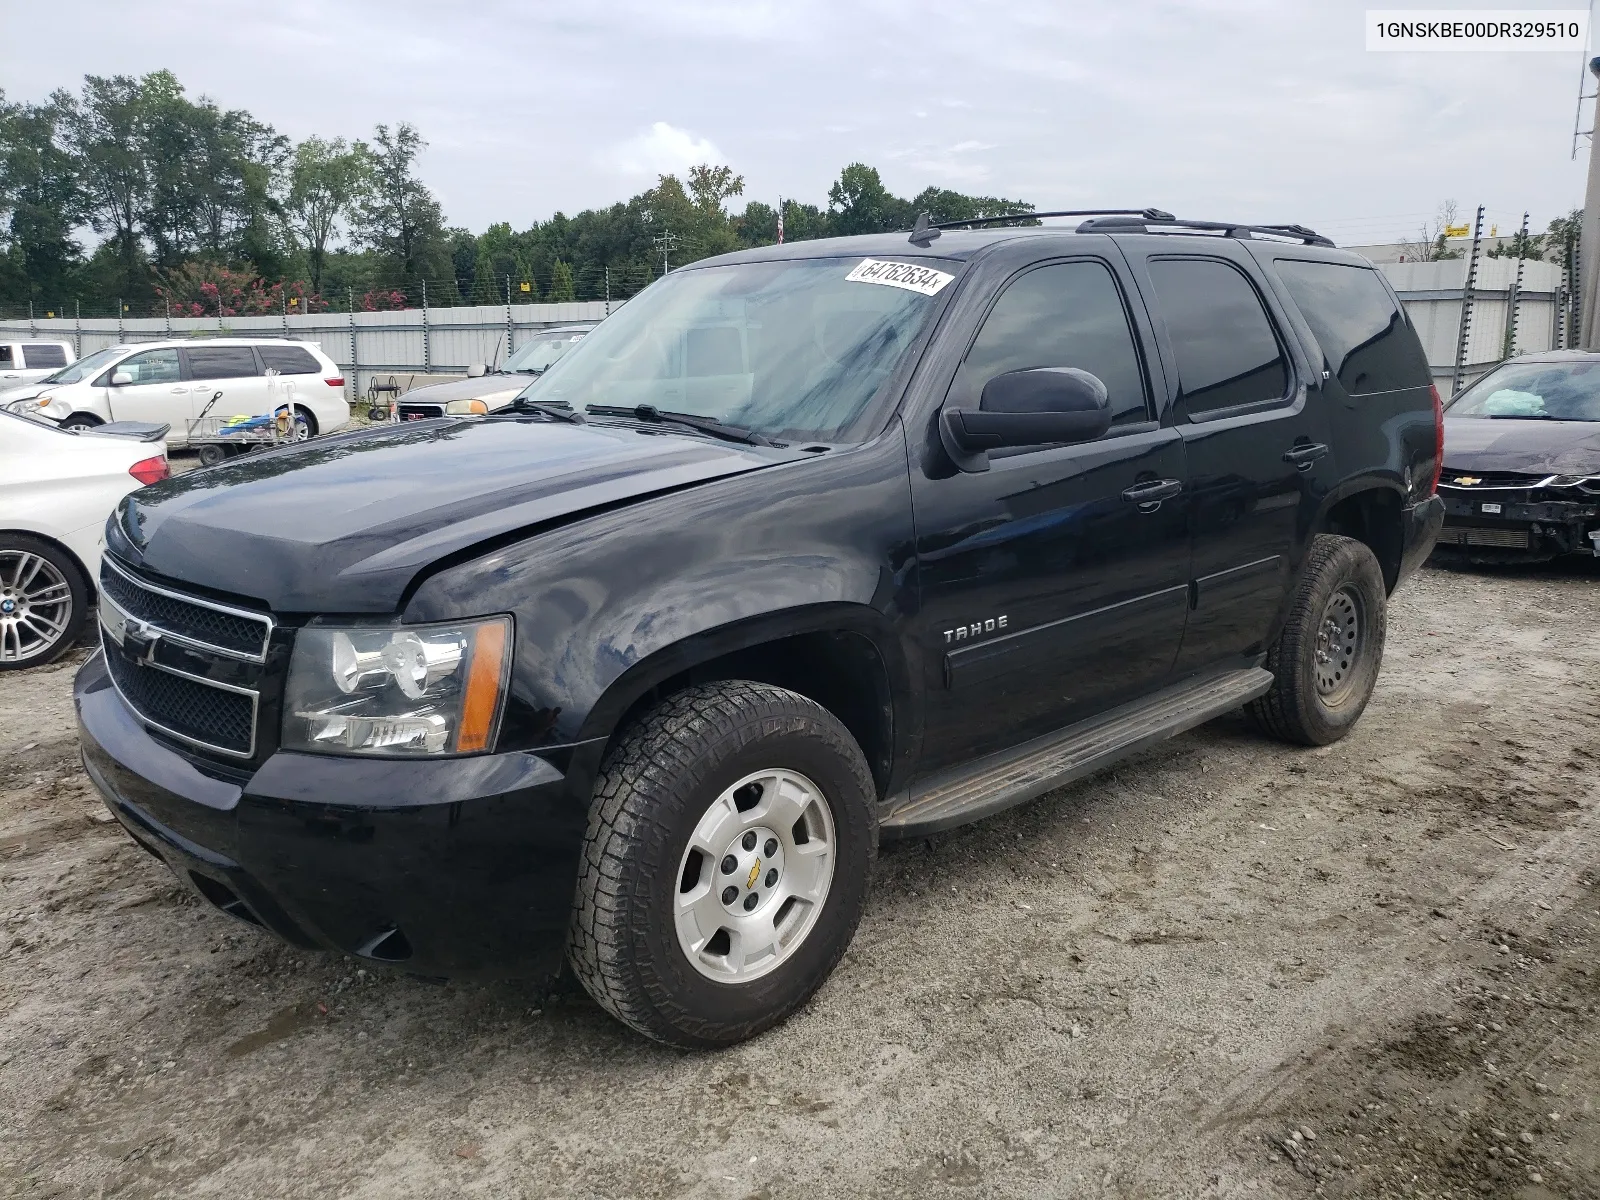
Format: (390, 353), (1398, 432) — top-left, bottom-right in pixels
(1148, 259), (1289, 414)
(187, 346), (261, 380)
(0, 346), (12, 365)
(256, 345), (322, 375)
(22, 344), (67, 369)
(1274, 260), (1426, 394)
(950, 260), (1150, 427)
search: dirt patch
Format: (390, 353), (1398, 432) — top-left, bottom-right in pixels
(2, 558), (1599, 1198)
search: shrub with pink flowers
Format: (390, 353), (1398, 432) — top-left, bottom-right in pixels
(156, 263), (328, 316)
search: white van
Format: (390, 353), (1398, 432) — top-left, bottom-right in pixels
(0, 340), (75, 386)
(3, 338), (350, 446)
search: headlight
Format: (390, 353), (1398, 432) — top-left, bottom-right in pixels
(445, 398), (489, 415)
(283, 617), (511, 756)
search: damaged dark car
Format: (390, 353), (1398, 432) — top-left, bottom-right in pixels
(1436, 351), (1600, 563)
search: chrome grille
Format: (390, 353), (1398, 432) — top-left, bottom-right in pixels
(97, 557), (272, 758)
(100, 557), (270, 660)
(102, 640), (256, 755)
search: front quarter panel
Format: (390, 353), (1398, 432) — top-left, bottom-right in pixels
(404, 429), (919, 751)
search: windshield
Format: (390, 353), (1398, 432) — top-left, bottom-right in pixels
(40, 345), (127, 385)
(516, 256), (953, 442)
(1447, 361), (1600, 421)
(502, 331), (586, 374)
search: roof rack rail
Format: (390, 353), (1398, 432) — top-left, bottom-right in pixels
(930, 207), (1174, 231)
(1072, 215), (1335, 247)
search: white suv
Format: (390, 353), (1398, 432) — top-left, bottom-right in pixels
(0, 339), (75, 387)
(3, 338), (349, 446)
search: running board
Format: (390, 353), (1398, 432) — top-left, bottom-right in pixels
(880, 667), (1273, 839)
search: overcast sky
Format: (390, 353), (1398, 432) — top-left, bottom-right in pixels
(2, 0), (1591, 248)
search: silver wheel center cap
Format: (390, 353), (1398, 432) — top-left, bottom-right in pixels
(717, 825), (785, 915)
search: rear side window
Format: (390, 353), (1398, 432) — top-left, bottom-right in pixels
(951, 260), (1151, 427)
(256, 344), (322, 375)
(22, 344), (67, 369)
(1148, 258), (1289, 415)
(0, 346), (12, 365)
(1274, 260), (1425, 395)
(187, 346), (261, 380)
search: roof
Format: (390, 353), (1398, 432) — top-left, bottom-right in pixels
(697, 224), (1372, 270)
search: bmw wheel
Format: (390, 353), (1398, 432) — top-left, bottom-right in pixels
(0, 536), (88, 670)
(569, 681), (876, 1047)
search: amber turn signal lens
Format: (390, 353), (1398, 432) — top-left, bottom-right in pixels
(456, 621), (508, 752)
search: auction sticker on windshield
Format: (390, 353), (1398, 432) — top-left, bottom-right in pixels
(845, 259), (955, 296)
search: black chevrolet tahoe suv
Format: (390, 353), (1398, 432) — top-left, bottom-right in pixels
(76, 212), (1444, 1047)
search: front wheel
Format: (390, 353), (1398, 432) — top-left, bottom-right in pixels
(1248, 533), (1387, 746)
(569, 681), (877, 1047)
(59, 413), (102, 434)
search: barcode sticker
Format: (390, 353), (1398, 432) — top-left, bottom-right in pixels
(845, 259), (955, 296)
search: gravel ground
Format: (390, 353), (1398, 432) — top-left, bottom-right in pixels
(2, 557), (1598, 1199)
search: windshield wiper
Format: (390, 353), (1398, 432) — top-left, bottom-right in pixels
(586, 404), (777, 447)
(497, 397), (585, 423)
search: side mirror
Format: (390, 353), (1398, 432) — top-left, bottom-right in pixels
(466, 363), (487, 378)
(938, 367), (1112, 472)
(110, 371), (133, 387)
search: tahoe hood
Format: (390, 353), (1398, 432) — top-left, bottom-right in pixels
(1443, 416), (1600, 477)
(109, 417), (786, 612)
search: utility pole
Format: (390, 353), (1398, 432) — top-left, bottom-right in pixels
(1581, 54), (1600, 347)
(653, 230), (679, 277)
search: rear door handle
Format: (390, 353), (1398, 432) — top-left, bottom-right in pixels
(1283, 443), (1330, 470)
(1121, 478), (1183, 508)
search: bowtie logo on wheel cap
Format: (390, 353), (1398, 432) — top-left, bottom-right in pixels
(746, 860), (761, 890)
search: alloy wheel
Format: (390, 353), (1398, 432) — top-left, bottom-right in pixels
(0, 551), (73, 664)
(673, 768), (836, 982)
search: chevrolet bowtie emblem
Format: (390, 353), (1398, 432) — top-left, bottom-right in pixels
(1453, 475), (1482, 486)
(747, 860), (761, 890)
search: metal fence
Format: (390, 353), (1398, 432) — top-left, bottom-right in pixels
(0, 258), (1568, 402)
(0, 300), (618, 401)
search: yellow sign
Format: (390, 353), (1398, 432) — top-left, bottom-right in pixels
(1444, 223), (1471, 239)
(45, 311), (54, 318)
(519, 281), (531, 292)
(289, 296), (298, 307)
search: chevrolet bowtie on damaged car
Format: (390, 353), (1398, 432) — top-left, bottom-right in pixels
(1436, 351), (1600, 563)
(76, 212), (1443, 1047)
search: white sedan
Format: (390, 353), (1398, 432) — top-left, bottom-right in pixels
(0, 409), (170, 669)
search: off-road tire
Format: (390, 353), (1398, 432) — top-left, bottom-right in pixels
(568, 681), (877, 1047)
(0, 534), (89, 670)
(1248, 534), (1387, 746)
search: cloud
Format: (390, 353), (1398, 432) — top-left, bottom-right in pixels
(607, 122), (724, 178)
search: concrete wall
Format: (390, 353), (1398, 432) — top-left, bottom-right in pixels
(1378, 258), (1563, 390)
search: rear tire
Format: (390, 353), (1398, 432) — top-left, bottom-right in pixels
(1248, 534), (1387, 746)
(292, 407), (317, 441)
(569, 681), (877, 1047)
(0, 535), (88, 670)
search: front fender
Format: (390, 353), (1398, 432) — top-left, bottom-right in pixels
(404, 427), (919, 751)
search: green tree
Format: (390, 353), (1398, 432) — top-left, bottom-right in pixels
(1545, 209), (1581, 265)
(287, 136), (371, 294)
(827, 163), (911, 235)
(352, 122), (446, 288)
(0, 94), (85, 304)
(546, 258), (575, 302)
(56, 73), (152, 300)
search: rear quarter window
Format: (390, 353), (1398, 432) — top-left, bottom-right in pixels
(256, 345), (323, 375)
(1273, 259), (1430, 395)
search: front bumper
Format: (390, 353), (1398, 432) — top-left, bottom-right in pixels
(1437, 490), (1599, 558)
(75, 651), (591, 979)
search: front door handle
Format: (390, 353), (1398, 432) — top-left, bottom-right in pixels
(1121, 478), (1183, 510)
(1283, 442), (1330, 470)
(169, 386), (188, 394)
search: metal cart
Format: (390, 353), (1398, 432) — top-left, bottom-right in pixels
(185, 388), (295, 467)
